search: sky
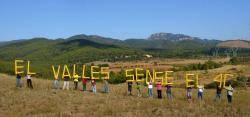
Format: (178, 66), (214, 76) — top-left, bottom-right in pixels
(0, 0), (250, 41)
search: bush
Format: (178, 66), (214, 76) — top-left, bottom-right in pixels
(108, 70), (126, 84)
(180, 60), (222, 71)
(229, 57), (238, 65)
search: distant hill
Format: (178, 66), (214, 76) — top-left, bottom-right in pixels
(0, 39), (27, 47)
(217, 40), (250, 48)
(148, 32), (201, 41)
(67, 34), (122, 45)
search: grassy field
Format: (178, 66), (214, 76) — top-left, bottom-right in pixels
(0, 73), (249, 117)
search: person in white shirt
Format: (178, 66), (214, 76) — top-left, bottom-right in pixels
(197, 85), (204, 100)
(148, 80), (153, 98)
(225, 84), (234, 103)
(25, 75), (33, 89)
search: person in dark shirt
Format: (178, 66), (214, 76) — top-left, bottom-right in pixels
(136, 82), (142, 97)
(63, 76), (70, 90)
(127, 81), (133, 95)
(214, 84), (222, 101)
(186, 86), (192, 101)
(16, 74), (22, 88)
(166, 84), (173, 100)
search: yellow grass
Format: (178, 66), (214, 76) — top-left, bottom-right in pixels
(1, 73), (250, 117)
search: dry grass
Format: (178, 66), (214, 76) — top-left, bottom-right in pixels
(0, 73), (249, 117)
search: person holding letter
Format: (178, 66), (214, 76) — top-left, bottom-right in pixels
(127, 81), (133, 95)
(63, 75), (70, 90)
(214, 83), (223, 102)
(166, 83), (173, 100)
(197, 85), (204, 101)
(148, 80), (153, 98)
(103, 79), (109, 93)
(91, 79), (97, 94)
(186, 86), (192, 101)
(156, 81), (162, 99)
(82, 78), (88, 91)
(136, 82), (142, 97)
(73, 74), (80, 90)
(225, 84), (234, 103)
(25, 74), (33, 89)
(16, 74), (22, 88)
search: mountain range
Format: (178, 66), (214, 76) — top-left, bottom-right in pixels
(0, 32), (249, 64)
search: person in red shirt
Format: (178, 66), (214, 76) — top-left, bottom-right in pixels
(82, 78), (88, 91)
(156, 81), (162, 99)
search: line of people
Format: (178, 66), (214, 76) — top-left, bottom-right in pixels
(128, 81), (234, 103)
(16, 74), (234, 103)
(16, 73), (109, 93)
(53, 74), (109, 93)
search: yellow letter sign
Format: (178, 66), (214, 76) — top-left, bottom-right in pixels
(185, 73), (199, 88)
(52, 65), (60, 80)
(91, 66), (100, 79)
(27, 61), (36, 75)
(135, 68), (144, 82)
(126, 69), (134, 82)
(145, 69), (154, 84)
(82, 65), (90, 79)
(164, 71), (174, 85)
(62, 65), (71, 79)
(14, 59), (24, 75)
(101, 67), (109, 79)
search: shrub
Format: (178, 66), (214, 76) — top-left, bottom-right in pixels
(229, 57), (238, 65)
(180, 60), (222, 71)
(108, 70), (126, 84)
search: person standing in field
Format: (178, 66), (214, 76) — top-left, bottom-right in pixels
(197, 85), (204, 101)
(225, 84), (234, 103)
(53, 75), (60, 89)
(103, 79), (109, 93)
(16, 74), (22, 88)
(156, 81), (162, 99)
(62, 75), (70, 90)
(136, 82), (142, 97)
(186, 86), (192, 101)
(91, 79), (97, 94)
(82, 78), (88, 91)
(166, 83), (173, 100)
(25, 74), (33, 89)
(214, 84), (222, 101)
(148, 80), (153, 98)
(73, 74), (79, 90)
(127, 81), (133, 95)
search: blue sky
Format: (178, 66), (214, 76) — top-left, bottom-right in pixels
(0, 0), (250, 41)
